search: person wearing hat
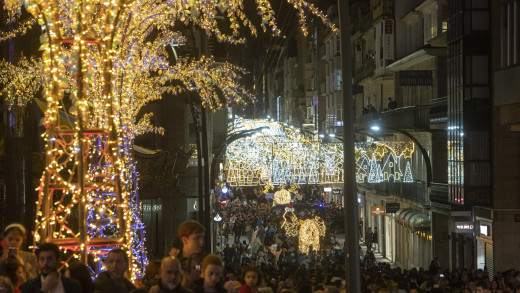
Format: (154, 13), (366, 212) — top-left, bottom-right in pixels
(1, 223), (37, 280)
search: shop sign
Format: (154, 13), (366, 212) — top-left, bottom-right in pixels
(371, 205), (386, 216)
(400, 70), (433, 86)
(455, 222), (474, 233)
(386, 202), (400, 213)
(143, 203), (162, 212)
(332, 189), (342, 194)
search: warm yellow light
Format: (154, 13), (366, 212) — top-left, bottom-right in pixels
(273, 189), (291, 205)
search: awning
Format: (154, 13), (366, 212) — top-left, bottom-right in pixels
(408, 213), (430, 230)
(395, 208), (414, 222)
(403, 211), (420, 226)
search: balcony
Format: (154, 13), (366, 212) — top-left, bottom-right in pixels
(354, 59), (375, 84)
(352, 12), (373, 33)
(430, 182), (449, 204)
(380, 105), (430, 130)
(355, 105), (430, 131)
(359, 181), (428, 204)
(373, 0), (394, 21)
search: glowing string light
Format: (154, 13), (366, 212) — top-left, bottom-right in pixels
(273, 189), (291, 205)
(1, 0), (338, 280)
(282, 214), (326, 255)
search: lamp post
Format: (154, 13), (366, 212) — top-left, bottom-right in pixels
(338, 0), (362, 292)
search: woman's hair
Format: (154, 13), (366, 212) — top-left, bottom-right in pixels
(67, 261), (93, 293)
(3, 223), (27, 242)
(201, 254), (223, 273)
(242, 265), (262, 286)
(3, 263), (24, 284)
(0, 276), (14, 293)
(144, 260), (161, 282)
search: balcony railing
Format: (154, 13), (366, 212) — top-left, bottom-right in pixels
(430, 182), (449, 204)
(354, 59), (375, 84)
(379, 105), (430, 130)
(359, 181), (428, 204)
(355, 105), (430, 131)
(429, 96), (447, 124)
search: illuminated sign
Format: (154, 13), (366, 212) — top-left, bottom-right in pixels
(480, 224), (490, 236)
(455, 222), (474, 233)
(143, 203), (162, 212)
(371, 205), (386, 216)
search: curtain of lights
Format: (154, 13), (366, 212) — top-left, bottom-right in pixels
(225, 118), (416, 186)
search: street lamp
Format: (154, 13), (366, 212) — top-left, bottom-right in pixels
(221, 186), (229, 194)
(370, 125), (381, 131)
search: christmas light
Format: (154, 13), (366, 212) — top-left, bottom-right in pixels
(273, 189), (291, 205)
(355, 142), (416, 184)
(282, 214), (325, 255)
(1, 0), (338, 280)
(225, 118), (416, 186)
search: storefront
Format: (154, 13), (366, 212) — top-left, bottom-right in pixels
(384, 202), (400, 262)
(395, 208), (431, 268)
(476, 219), (493, 274)
(384, 212), (395, 261)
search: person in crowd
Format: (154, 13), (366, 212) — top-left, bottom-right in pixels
(174, 220), (206, 264)
(233, 220), (243, 243)
(20, 243), (82, 293)
(1, 224), (37, 280)
(134, 260), (161, 293)
(192, 254), (234, 293)
(149, 257), (188, 293)
(240, 266), (261, 293)
(93, 248), (135, 293)
(429, 256), (441, 275)
(180, 256), (201, 292)
(372, 227), (378, 252)
(366, 227), (373, 251)
(3, 262), (26, 293)
(65, 261), (93, 293)
(387, 98), (398, 110)
(0, 275), (14, 293)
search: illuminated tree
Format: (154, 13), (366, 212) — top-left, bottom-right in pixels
(1, 0), (337, 278)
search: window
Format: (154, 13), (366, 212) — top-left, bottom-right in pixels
(335, 69), (342, 91)
(501, 0), (519, 67)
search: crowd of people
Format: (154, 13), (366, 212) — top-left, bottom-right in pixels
(1, 187), (520, 293)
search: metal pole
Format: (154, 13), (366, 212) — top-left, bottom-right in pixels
(190, 100), (204, 224)
(339, 0), (361, 292)
(201, 107), (212, 252)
